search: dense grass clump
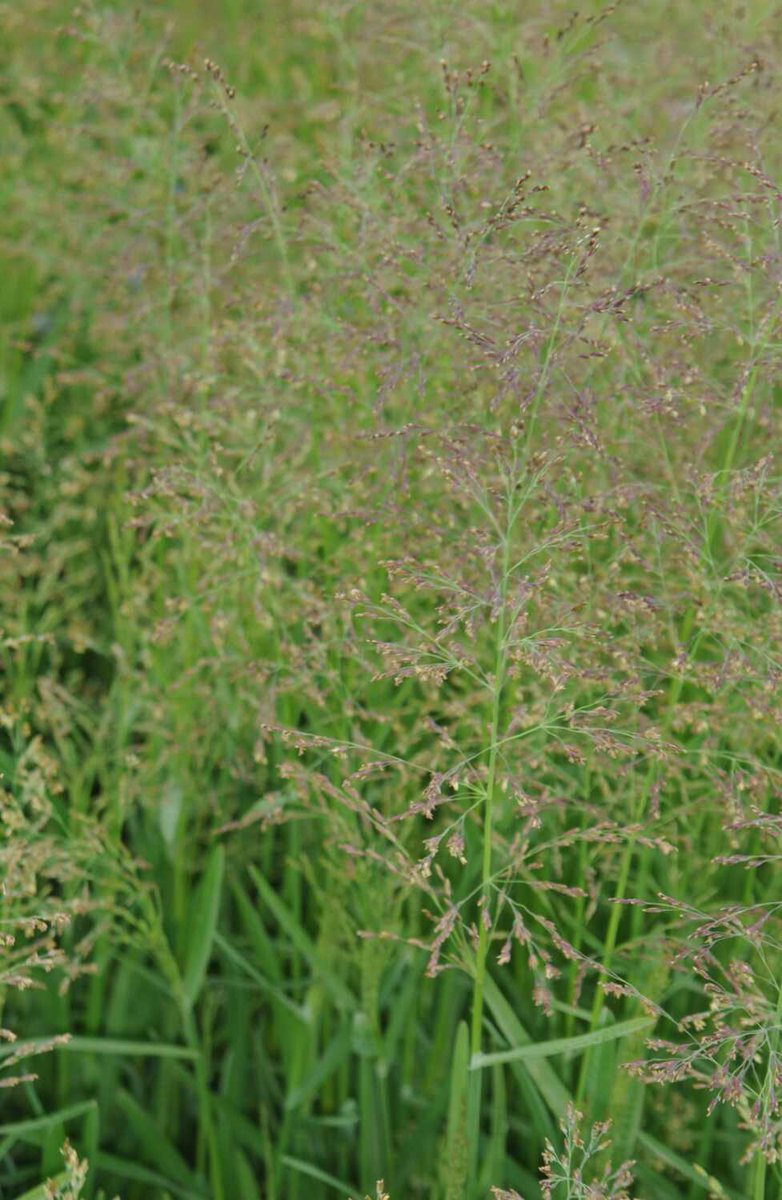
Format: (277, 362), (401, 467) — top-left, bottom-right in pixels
(2, 2), (782, 1198)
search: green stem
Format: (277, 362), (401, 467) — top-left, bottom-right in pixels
(748, 975), (782, 1200)
(184, 1006), (224, 1200)
(466, 503), (513, 1198)
(575, 827), (634, 1106)
(750, 1153), (766, 1200)
(470, 533), (511, 1061)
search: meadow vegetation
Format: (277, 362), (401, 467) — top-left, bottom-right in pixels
(1, 2), (781, 1198)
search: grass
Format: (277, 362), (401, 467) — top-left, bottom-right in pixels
(1, 1), (782, 1198)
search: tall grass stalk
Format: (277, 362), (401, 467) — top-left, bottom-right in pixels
(466, 474), (514, 1195)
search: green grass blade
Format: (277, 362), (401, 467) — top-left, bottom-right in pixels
(638, 1134), (739, 1200)
(482, 976), (570, 1115)
(471, 1016), (653, 1069)
(284, 1027), (352, 1112)
(610, 953), (667, 1161)
(0, 1100), (97, 1137)
(15, 1175), (70, 1200)
(215, 931), (308, 1021)
(444, 1020), (470, 1200)
(0, 1037), (199, 1060)
(479, 1062), (507, 1196)
(229, 877), (283, 981)
(281, 1154), (356, 1195)
(96, 1151), (208, 1199)
(116, 1088), (203, 1189)
(248, 865), (355, 1012)
(183, 845), (225, 1010)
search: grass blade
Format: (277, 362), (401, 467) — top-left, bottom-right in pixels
(96, 1151), (208, 1199)
(116, 1088), (203, 1189)
(15, 1176), (70, 1200)
(482, 976), (570, 1116)
(0, 1037), (199, 1061)
(284, 1027), (352, 1112)
(471, 1016), (653, 1069)
(248, 865), (355, 1012)
(183, 845), (225, 1010)
(281, 1154), (356, 1196)
(0, 1101), (97, 1138)
(444, 1020), (470, 1200)
(215, 931), (308, 1021)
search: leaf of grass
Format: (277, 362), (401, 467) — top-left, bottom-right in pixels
(248, 865), (355, 1012)
(0, 1100), (97, 1138)
(284, 1027), (352, 1112)
(611, 952), (667, 1162)
(471, 1016), (653, 1069)
(482, 976), (570, 1116)
(444, 1020), (470, 1200)
(229, 877), (283, 981)
(183, 844), (225, 1010)
(281, 1154), (356, 1196)
(638, 1134), (739, 1200)
(479, 1063), (507, 1196)
(15, 1174), (70, 1200)
(116, 1088), (202, 1189)
(0, 1037), (199, 1060)
(215, 931), (307, 1021)
(96, 1151), (208, 1199)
